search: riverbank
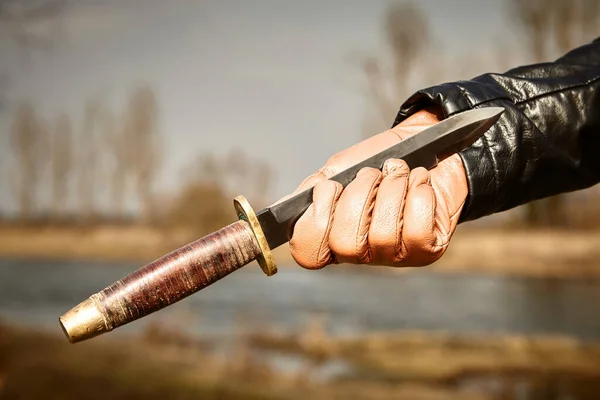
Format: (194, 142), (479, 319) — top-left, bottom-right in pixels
(0, 224), (295, 265)
(2, 321), (600, 400)
(0, 225), (599, 277)
(433, 227), (600, 278)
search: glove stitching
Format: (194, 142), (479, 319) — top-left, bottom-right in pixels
(316, 183), (341, 268)
(434, 205), (465, 250)
(356, 173), (380, 264)
(417, 179), (438, 250)
(394, 173), (410, 264)
(429, 181), (448, 252)
(449, 196), (467, 221)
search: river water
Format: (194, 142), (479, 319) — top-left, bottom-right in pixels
(1, 258), (600, 340)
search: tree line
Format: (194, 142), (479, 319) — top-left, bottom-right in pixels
(4, 0), (600, 230)
(3, 86), (274, 234)
(6, 86), (161, 224)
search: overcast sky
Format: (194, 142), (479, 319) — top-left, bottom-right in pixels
(0, 0), (522, 214)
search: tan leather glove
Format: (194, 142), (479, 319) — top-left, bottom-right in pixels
(287, 106), (468, 269)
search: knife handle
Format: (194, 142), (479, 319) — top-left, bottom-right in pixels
(59, 218), (262, 343)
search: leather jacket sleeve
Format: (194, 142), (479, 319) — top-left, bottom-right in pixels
(392, 38), (600, 223)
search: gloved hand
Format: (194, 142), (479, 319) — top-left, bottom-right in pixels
(287, 106), (468, 269)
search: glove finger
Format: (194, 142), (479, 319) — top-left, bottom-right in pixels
(369, 159), (410, 266)
(429, 153), (468, 232)
(289, 179), (343, 269)
(329, 167), (382, 264)
(400, 167), (442, 266)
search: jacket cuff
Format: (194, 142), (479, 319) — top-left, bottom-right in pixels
(392, 78), (513, 223)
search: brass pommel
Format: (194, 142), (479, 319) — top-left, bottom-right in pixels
(59, 297), (109, 343)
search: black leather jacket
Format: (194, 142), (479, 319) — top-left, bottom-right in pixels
(393, 38), (600, 223)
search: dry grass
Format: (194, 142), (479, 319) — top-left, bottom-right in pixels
(248, 324), (600, 381)
(0, 322), (495, 400)
(3, 319), (600, 400)
(0, 322), (280, 400)
(0, 225), (179, 262)
(248, 322), (600, 399)
(436, 228), (600, 277)
(0, 225), (599, 277)
(0, 225), (294, 265)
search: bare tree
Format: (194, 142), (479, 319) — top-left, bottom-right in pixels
(0, 0), (65, 46)
(51, 112), (71, 217)
(250, 160), (273, 208)
(104, 106), (130, 219)
(1, 1), (66, 211)
(167, 147), (274, 234)
(166, 152), (232, 235)
(385, 2), (430, 98)
(226, 148), (249, 186)
(10, 101), (47, 219)
(0, 0), (66, 109)
(76, 97), (102, 221)
(197, 153), (222, 183)
(360, 56), (397, 134)
(224, 148), (273, 207)
(509, 0), (551, 226)
(509, 0), (600, 227)
(581, 0), (600, 43)
(360, 1), (430, 138)
(509, 0), (551, 62)
(124, 85), (161, 223)
(549, 0), (600, 54)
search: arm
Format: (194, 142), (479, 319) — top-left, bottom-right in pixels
(285, 39), (600, 270)
(393, 38), (600, 222)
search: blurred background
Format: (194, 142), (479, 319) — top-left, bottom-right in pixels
(1, 0), (600, 399)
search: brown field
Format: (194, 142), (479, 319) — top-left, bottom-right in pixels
(2, 320), (600, 400)
(0, 225), (293, 265)
(0, 225), (599, 277)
